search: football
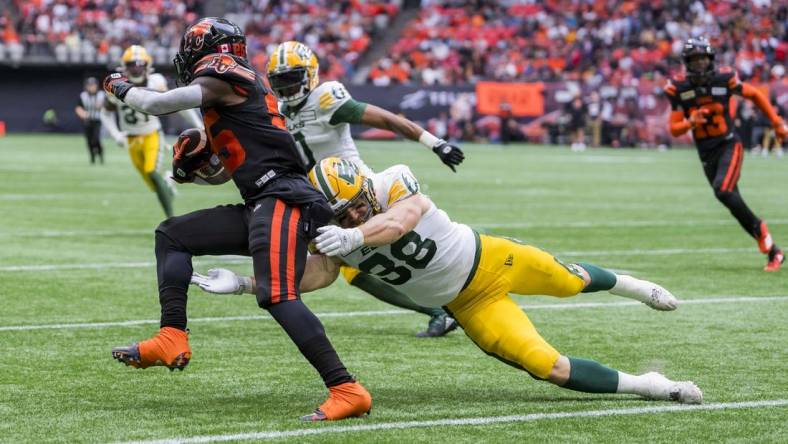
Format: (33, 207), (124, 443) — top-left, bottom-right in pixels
(172, 128), (231, 185)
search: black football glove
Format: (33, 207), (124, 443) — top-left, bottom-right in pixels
(103, 73), (134, 101)
(171, 136), (209, 184)
(432, 140), (465, 172)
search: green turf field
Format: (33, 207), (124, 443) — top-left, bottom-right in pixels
(1, 134), (787, 443)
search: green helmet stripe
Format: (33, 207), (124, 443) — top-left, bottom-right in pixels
(315, 163), (335, 201)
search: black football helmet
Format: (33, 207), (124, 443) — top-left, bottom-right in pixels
(681, 36), (715, 85)
(173, 17), (247, 86)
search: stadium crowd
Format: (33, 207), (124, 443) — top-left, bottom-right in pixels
(226, 0), (398, 81)
(368, 0), (788, 86)
(5, 0), (200, 64)
(2, 0), (786, 148)
(2, 0), (398, 79)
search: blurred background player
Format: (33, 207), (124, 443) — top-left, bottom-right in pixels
(266, 40), (465, 337)
(100, 45), (203, 218)
(665, 37), (788, 272)
(758, 95), (787, 157)
(75, 77), (105, 164)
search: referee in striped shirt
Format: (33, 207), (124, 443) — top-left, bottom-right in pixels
(75, 77), (106, 164)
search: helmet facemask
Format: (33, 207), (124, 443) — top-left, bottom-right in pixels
(268, 67), (310, 105)
(685, 54), (714, 86)
(334, 179), (379, 228)
(125, 60), (149, 84)
(266, 41), (319, 106)
(681, 37), (715, 86)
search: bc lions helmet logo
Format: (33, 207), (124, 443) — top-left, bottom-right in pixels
(184, 22), (212, 52)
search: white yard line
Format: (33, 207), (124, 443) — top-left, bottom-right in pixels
(0, 246), (762, 272)
(556, 247), (754, 257)
(0, 229), (152, 238)
(2, 218), (787, 238)
(0, 256), (252, 272)
(477, 219), (788, 229)
(117, 399), (788, 444)
(1, 296), (785, 332)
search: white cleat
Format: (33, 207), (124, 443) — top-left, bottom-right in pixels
(669, 381), (704, 405)
(642, 284), (678, 311)
(641, 372), (703, 404)
(611, 276), (678, 311)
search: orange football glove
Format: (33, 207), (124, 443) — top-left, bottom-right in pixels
(688, 109), (710, 128)
(773, 119), (788, 145)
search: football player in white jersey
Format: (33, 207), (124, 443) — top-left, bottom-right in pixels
(194, 157), (703, 405)
(100, 45), (203, 217)
(264, 41), (465, 337)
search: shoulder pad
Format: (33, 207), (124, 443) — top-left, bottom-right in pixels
(147, 73), (168, 92)
(314, 81), (352, 112)
(193, 54), (257, 85)
(381, 164), (420, 207)
(713, 66), (740, 89)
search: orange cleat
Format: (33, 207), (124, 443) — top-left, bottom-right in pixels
(300, 381), (372, 421)
(111, 327), (192, 371)
(756, 221), (774, 254)
(764, 248), (784, 272)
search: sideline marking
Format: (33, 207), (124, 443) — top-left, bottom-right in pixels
(1, 296), (785, 332)
(117, 399), (788, 444)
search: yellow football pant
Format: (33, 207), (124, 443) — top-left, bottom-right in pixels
(446, 234), (586, 379)
(340, 265), (360, 283)
(127, 131), (165, 190)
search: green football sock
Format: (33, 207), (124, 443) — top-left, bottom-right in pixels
(577, 262), (617, 293)
(564, 357), (619, 393)
(149, 171), (174, 218)
(350, 272), (443, 317)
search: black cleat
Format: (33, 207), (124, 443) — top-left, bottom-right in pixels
(416, 313), (459, 338)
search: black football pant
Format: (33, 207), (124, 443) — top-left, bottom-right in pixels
(154, 198), (353, 387)
(84, 120), (104, 164)
(700, 140), (761, 238)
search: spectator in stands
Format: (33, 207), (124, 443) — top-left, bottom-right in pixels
(759, 96), (786, 157)
(586, 92), (603, 147)
(736, 100), (757, 152)
(566, 95), (587, 151)
(428, 112), (449, 141)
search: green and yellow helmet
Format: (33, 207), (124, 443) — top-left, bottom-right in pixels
(121, 45), (153, 84)
(308, 157), (380, 220)
(267, 41), (319, 105)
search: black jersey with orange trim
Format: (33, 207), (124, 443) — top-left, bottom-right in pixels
(664, 67), (743, 151)
(193, 53), (307, 202)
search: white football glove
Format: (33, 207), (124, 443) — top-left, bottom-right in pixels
(114, 132), (128, 149)
(314, 226), (364, 257)
(190, 268), (250, 295)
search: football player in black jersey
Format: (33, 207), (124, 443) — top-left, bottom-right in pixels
(664, 37), (788, 272)
(103, 18), (371, 421)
